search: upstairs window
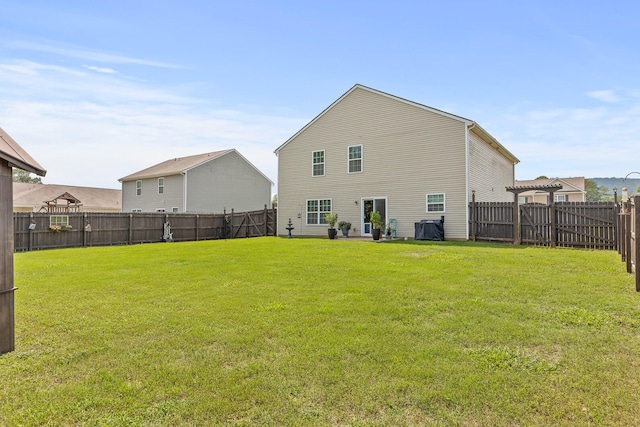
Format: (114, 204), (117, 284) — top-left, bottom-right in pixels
(554, 194), (567, 202)
(136, 180), (142, 196)
(312, 150), (325, 177)
(158, 177), (164, 194)
(426, 193), (445, 213)
(348, 145), (362, 173)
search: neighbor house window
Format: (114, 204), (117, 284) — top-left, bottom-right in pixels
(518, 196), (528, 205)
(158, 177), (164, 194)
(312, 150), (325, 177)
(172, 207), (179, 213)
(554, 194), (567, 202)
(348, 145), (362, 173)
(136, 180), (142, 196)
(50, 215), (69, 227)
(131, 209), (142, 213)
(426, 193), (445, 213)
(155, 208), (166, 213)
(307, 199), (331, 225)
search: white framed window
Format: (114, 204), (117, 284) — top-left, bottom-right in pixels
(518, 196), (527, 205)
(172, 207), (179, 213)
(426, 193), (445, 213)
(158, 177), (164, 194)
(131, 209), (142, 213)
(50, 215), (69, 227)
(554, 194), (567, 202)
(136, 180), (142, 196)
(312, 150), (325, 177)
(306, 199), (332, 225)
(348, 145), (362, 173)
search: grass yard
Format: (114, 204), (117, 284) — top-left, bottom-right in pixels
(2, 237), (639, 426)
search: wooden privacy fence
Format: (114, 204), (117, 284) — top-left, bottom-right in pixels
(14, 207), (277, 252)
(469, 200), (618, 249)
(619, 195), (640, 291)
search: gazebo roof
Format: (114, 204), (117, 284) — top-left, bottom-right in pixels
(45, 192), (82, 205)
(0, 127), (46, 176)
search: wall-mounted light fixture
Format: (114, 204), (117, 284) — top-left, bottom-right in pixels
(354, 200), (358, 205)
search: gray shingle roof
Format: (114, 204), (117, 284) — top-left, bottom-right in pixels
(118, 149), (234, 182)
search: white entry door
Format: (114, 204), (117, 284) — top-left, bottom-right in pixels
(362, 197), (387, 235)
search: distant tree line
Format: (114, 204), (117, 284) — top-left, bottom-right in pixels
(12, 168), (42, 184)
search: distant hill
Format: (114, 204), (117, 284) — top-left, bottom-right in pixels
(589, 177), (640, 195)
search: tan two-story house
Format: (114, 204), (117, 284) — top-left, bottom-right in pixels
(274, 84), (519, 240)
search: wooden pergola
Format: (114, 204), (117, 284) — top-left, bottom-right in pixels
(0, 127), (46, 354)
(505, 184), (563, 245)
(40, 192), (83, 213)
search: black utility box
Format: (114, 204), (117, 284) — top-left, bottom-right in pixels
(414, 217), (445, 241)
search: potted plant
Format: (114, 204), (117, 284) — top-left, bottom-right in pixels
(324, 212), (339, 239)
(338, 220), (351, 238)
(369, 211), (383, 240)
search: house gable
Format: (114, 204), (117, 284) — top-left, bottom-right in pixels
(275, 84), (518, 240)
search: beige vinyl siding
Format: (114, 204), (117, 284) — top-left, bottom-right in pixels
(468, 129), (514, 203)
(277, 86), (471, 239)
(186, 151), (271, 213)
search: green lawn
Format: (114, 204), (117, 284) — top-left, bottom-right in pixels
(2, 238), (639, 426)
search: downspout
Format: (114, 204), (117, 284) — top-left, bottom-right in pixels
(183, 171), (187, 212)
(465, 123), (474, 239)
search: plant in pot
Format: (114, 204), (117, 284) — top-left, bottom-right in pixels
(338, 220), (351, 238)
(324, 212), (339, 239)
(369, 211), (384, 240)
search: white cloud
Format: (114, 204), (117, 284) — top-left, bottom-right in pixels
(587, 90), (620, 103)
(6, 40), (182, 69)
(85, 65), (117, 74)
(501, 100), (640, 180)
(0, 58), (304, 190)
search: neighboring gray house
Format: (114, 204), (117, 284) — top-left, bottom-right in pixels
(119, 149), (272, 213)
(274, 84), (519, 240)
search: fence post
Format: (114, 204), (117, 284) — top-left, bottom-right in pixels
(470, 191), (477, 242)
(273, 208), (277, 236)
(264, 205), (268, 237)
(634, 196), (640, 291)
(28, 212), (33, 252)
(549, 193), (557, 248)
(128, 214), (133, 245)
(230, 209), (235, 239)
(512, 193), (520, 245)
(625, 207), (632, 273)
(195, 214), (199, 241)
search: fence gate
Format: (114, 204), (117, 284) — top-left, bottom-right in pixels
(519, 204), (550, 245)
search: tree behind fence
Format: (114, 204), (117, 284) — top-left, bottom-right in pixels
(14, 207), (277, 252)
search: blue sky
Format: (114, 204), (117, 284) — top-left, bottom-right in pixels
(1, 1), (638, 190)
